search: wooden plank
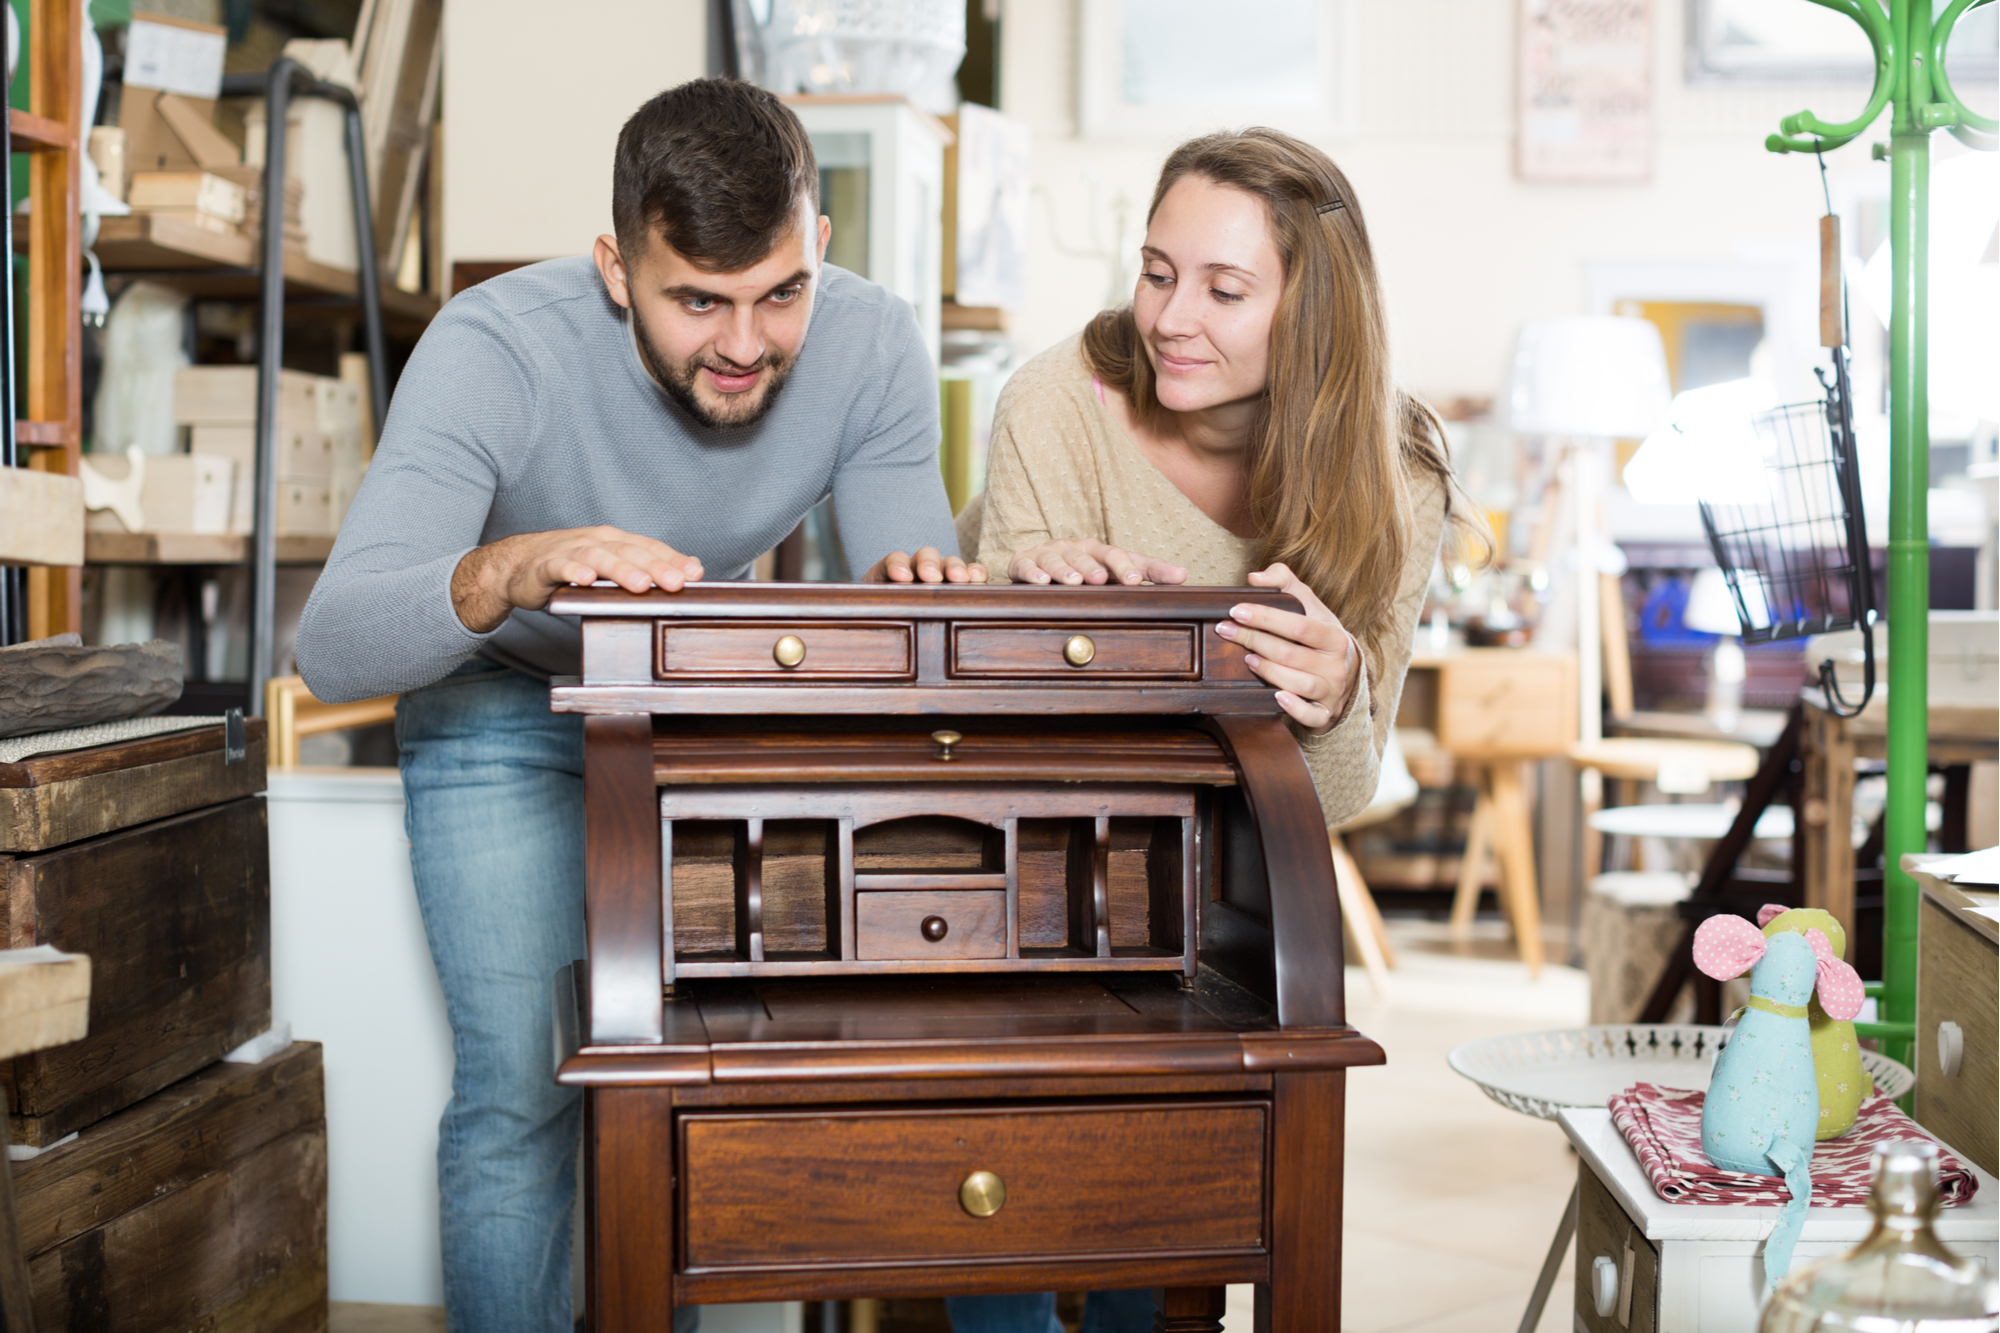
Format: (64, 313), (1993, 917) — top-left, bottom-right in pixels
(83, 530), (336, 565)
(0, 465), (83, 565)
(12, 1042), (323, 1256)
(12, 420), (67, 447)
(7, 108), (71, 152)
(0, 950), (89, 1060)
(1, 798), (270, 1144)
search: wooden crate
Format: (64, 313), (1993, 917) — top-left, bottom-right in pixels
(0, 720), (267, 854)
(11, 1041), (327, 1332)
(1, 796), (271, 1144)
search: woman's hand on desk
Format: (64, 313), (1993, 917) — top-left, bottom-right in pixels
(1216, 563), (1361, 736)
(451, 526), (704, 633)
(1007, 539), (1188, 587)
(863, 548), (988, 584)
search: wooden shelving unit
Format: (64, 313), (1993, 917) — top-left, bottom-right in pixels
(92, 212), (437, 334)
(83, 531), (336, 565)
(11, 0), (85, 639)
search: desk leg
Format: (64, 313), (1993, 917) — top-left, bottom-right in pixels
(587, 1087), (676, 1333)
(1258, 1069), (1345, 1333)
(1154, 1286), (1225, 1332)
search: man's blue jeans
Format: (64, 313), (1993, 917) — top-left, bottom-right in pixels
(400, 662), (710, 1333)
(399, 662), (1150, 1333)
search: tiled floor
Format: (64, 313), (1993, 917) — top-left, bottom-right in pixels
(1325, 918), (1588, 1333)
(330, 916), (1589, 1333)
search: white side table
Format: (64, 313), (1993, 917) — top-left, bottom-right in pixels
(1558, 1107), (1999, 1333)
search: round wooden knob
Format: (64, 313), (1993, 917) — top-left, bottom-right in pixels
(1063, 634), (1096, 667)
(920, 915), (949, 942)
(930, 729), (962, 761)
(959, 1170), (1006, 1218)
(772, 634), (807, 668)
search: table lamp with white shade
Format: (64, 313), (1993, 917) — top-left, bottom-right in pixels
(1507, 317), (1672, 747)
(1684, 566), (1750, 733)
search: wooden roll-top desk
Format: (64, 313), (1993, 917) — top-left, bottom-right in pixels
(550, 584), (1385, 1332)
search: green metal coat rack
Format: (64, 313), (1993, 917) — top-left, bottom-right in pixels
(1765, 0), (1996, 1069)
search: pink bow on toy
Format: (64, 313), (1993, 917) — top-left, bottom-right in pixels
(1756, 903), (1788, 927)
(1691, 915), (1866, 1020)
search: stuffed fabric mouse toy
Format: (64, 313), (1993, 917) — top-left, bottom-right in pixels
(1756, 904), (1872, 1138)
(1694, 914), (1866, 1285)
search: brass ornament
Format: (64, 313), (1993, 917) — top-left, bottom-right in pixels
(921, 915), (949, 942)
(1063, 634), (1096, 667)
(931, 729), (962, 761)
(772, 635), (807, 668)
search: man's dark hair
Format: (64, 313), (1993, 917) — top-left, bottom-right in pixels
(612, 78), (819, 274)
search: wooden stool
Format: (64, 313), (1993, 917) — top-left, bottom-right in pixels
(1568, 737), (1760, 876)
(1446, 760), (1546, 975)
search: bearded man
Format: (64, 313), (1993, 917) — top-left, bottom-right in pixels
(297, 78), (976, 1333)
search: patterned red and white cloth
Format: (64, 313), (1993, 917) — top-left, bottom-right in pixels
(1609, 1082), (1981, 1207)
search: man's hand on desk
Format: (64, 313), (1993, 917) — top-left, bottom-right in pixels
(450, 526), (705, 633)
(863, 547), (987, 584)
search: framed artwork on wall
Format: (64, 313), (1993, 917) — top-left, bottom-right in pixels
(1688, 0), (1998, 84)
(1517, 0), (1654, 184)
(1076, 0), (1357, 140)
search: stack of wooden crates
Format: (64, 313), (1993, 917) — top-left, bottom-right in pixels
(0, 720), (327, 1330)
(176, 367), (366, 538)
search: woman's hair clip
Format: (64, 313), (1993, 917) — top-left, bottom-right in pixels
(1315, 198), (1346, 215)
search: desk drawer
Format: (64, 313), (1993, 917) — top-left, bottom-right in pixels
(854, 889), (1006, 960)
(656, 622), (912, 679)
(950, 625), (1198, 679)
(681, 1102), (1266, 1267)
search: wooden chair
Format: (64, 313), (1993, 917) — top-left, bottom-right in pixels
(1330, 729), (1419, 998)
(263, 674), (398, 768)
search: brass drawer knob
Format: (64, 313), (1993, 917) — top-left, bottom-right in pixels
(921, 914), (949, 942)
(931, 729), (962, 761)
(959, 1170), (1006, 1218)
(1063, 634), (1095, 667)
(773, 634), (807, 668)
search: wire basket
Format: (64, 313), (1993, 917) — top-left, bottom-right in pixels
(1699, 353), (1875, 713)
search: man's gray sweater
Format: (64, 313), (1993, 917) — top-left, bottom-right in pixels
(296, 257), (958, 703)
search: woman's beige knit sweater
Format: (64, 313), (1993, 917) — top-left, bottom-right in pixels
(959, 336), (1447, 829)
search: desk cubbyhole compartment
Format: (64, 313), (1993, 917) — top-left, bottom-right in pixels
(1016, 817), (1186, 960)
(668, 819), (840, 963)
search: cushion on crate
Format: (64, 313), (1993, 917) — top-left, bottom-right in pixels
(1610, 1080), (1979, 1208)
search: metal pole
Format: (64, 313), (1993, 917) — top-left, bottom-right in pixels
(340, 97), (389, 438)
(248, 57), (297, 718)
(0, 13), (20, 647)
(1879, 0), (1932, 1072)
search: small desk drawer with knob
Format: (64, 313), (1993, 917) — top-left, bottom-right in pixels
(656, 621), (914, 680)
(679, 1101), (1267, 1269)
(949, 624), (1199, 680)
(855, 888), (1007, 960)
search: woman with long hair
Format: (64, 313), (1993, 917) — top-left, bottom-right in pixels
(961, 127), (1468, 847)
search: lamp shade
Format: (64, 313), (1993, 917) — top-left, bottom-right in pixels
(1684, 566), (1773, 636)
(1507, 317), (1672, 437)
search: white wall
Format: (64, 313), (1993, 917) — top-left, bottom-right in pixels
(442, 0), (708, 270)
(1000, 0), (1892, 400)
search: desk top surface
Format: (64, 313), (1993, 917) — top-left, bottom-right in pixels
(1559, 1108), (1999, 1243)
(558, 969), (1385, 1087)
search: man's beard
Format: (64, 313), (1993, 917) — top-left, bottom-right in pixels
(633, 315), (794, 430)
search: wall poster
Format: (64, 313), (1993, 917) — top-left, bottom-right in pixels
(1518, 0), (1654, 184)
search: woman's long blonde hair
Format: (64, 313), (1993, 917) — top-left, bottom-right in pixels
(1082, 128), (1462, 672)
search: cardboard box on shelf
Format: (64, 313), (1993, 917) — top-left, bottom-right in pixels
(174, 366), (357, 433)
(80, 452), (236, 535)
(127, 170), (247, 224)
(276, 482), (335, 536)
